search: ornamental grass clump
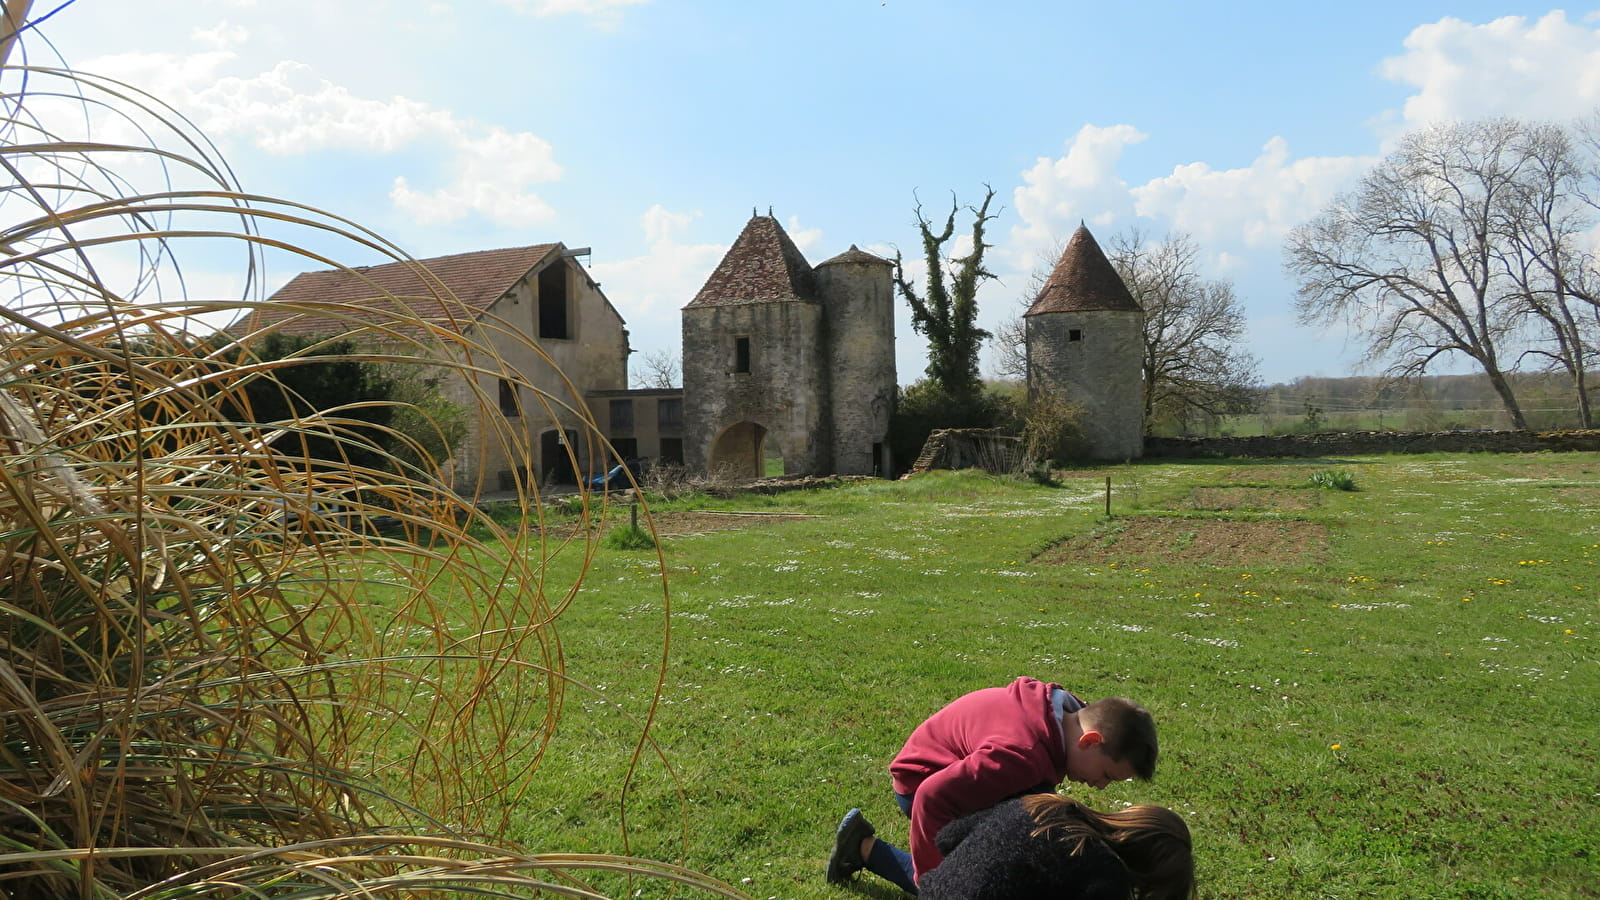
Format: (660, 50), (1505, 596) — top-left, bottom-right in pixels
(1310, 469), (1358, 491)
(0, 17), (735, 900)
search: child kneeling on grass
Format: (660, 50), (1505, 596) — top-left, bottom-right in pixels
(918, 794), (1196, 900)
(827, 676), (1158, 893)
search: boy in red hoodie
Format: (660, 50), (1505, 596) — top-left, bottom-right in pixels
(826, 676), (1158, 893)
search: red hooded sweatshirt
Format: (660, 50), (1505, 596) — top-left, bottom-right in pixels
(889, 676), (1076, 881)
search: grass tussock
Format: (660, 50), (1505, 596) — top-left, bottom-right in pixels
(602, 523), (659, 550)
(0, 21), (722, 900)
(1310, 468), (1359, 491)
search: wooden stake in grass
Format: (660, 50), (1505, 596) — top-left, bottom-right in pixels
(1105, 476), (1112, 517)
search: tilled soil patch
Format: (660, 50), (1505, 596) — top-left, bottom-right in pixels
(1188, 486), (1321, 512)
(1035, 516), (1330, 567)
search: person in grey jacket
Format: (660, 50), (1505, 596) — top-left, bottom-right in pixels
(916, 794), (1195, 900)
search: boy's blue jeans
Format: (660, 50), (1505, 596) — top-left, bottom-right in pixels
(860, 792), (917, 893)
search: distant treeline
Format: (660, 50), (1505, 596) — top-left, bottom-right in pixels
(1210, 372), (1593, 437)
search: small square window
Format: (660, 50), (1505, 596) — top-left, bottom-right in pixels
(609, 399), (634, 434)
(1068, 329), (1083, 342)
(657, 397), (683, 430)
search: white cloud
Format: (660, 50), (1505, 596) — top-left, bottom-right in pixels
(500, 0), (647, 12)
(589, 204), (726, 320)
(80, 51), (562, 228)
(585, 205), (727, 379)
(391, 126), (561, 226)
(493, 0), (648, 27)
(1132, 137), (1373, 254)
(1381, 11), (1600, 130)
(1007, 123), (1147, 269)
(784, 214), (823, 256)
(191, 21), (248, 48)
(642, 205), (694, 244)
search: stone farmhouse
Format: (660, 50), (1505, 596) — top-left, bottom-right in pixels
(246, 216), (1139, 493)
(247, 213), (895, 494)
(244, 243), (682, 495)
(1024, 224), (1145, 460)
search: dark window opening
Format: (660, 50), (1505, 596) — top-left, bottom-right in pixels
(499, 378), (519, 416)
(610, 437), (638, 461)
(659, 438), (684, 465)
(1068, 329), (1083, 342)
(538, 263), (570, 339)
(734, 336), (751, 373)
(657, 397), (683, 430)
(609, 399), (634, 434)
(541, 430), (576, 484)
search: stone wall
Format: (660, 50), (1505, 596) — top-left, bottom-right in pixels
(909, 428), (1026, 474)
(1143, 429), (1600, 459)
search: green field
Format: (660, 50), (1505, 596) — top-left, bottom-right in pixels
(496, 452), (1598, 899)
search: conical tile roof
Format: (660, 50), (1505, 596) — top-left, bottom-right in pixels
(1025, 225), (1141, 315)
(685, 215), (815, 307)
(817, 244), (891, 267)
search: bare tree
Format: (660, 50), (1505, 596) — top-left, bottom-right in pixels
(990, 236), (1066, 383)
(1497, 121), (1595, 427)
(893, 186), (997, 398)
(631, 348), (681, 389)
(1287, 119), (1539, 429)
(1108, 229), (1259, 431)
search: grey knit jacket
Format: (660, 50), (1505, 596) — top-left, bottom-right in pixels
(916, 798), (1131, 900)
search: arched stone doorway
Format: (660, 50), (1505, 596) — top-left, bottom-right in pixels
(709, 421), (772, 479)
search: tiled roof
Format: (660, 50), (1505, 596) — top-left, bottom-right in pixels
(1024, 225), (1141, 315)
(817, 244), (892, 267)
(685, 215), (816, 308)
(235, 244), (562, 340)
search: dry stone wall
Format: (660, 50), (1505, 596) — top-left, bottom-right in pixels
(1143, 429), (1600, 459)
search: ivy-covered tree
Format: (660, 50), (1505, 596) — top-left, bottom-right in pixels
(893, 186), (998, 399)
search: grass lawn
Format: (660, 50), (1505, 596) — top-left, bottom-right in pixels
(481, 452), (1598, 899)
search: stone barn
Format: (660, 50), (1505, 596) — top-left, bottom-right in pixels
(244, 243), (662, 494)
(681, 213), (895, 478)
(1024, 224), (1145, 460)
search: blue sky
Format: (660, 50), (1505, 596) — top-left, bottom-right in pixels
(25, 1), (1600, 384)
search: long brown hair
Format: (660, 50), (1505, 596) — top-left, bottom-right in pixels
(1021, 794), (1197, 900)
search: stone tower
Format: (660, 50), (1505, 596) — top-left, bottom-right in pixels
(815, 245), (896, 476)
(681, 214), (894, 477)
(1024, 224), (1145, 460)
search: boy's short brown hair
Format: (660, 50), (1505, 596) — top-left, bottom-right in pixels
(1082, 697), (1158, 780)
